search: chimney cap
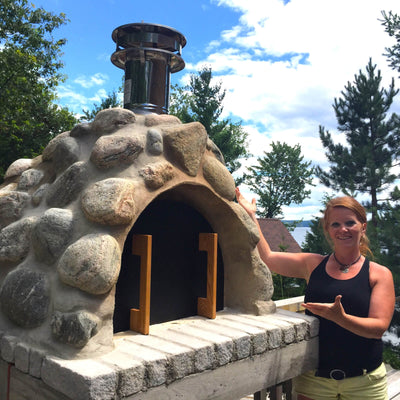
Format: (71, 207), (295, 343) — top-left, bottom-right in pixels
(112, 22), (187, 54)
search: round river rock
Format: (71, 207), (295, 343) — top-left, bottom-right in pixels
(57, 234), (121, 295)
(0, 268), (50, 328)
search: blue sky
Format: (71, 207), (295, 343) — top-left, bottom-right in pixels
(36, 0), (400, 220)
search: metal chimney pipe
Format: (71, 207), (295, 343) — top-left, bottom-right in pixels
(111, 23), (186, 114)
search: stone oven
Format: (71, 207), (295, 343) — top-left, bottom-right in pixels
(0, 23), (318, 400)
(0, 105), (277, 357)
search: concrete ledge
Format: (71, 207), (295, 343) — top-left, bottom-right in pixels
(126, 339), (318, 400)
(2, 309), (319, 400)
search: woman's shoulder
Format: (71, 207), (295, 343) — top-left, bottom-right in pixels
(369, 260), (392, 274)
(303, 253), (328, 277)
(369, 260), (394, 285)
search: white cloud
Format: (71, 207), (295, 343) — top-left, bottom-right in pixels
(209, 0), (400, 123)
(89, 88), (108, 103)
(57, 85), (88, 104)
(56, 84), (110, 115)
(74, 73), (108, 88)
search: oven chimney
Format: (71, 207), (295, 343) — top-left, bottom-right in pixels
(111, 23), (186, 114)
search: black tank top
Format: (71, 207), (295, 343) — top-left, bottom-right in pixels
(304, 255), (382, 370)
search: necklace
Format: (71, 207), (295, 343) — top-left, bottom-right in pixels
(333, 253), (361, 273)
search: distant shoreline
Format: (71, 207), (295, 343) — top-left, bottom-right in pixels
(283, 220), (311, 228)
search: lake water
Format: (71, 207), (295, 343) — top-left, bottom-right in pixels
(291, 226), (310, 247)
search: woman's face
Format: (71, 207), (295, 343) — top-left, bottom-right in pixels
(327, 206), (366, 250)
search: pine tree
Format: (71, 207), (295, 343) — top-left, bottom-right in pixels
(317, 59), (400, 228)
(381, 10), (400, 78)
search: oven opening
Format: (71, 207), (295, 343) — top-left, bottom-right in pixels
(113, 197), (224, 333)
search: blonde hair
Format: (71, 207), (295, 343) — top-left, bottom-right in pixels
(322, 196), (372, 257)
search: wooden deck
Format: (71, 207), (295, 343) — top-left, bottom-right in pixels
(388, 367), (400, 400)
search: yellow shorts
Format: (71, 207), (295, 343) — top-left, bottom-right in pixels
(293, 363), (388, 400)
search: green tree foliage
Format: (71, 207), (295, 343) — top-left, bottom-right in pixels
(0, 0), (76, 182)
(80, 90), (122, 122)
(269, 238), (306, 301)
(316, 59), (400, 229)
(383, 342), (400, 370)
(169, 66), (249, 174)
(375, 195), (400, 297)
(381, 10), (400, 78)
(244, 141), (315, 218)
(272, 272), (306, 301)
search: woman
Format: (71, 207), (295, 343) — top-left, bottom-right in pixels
(235, 188), (395, 400)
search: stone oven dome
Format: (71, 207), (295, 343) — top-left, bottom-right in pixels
(0, 109), (274, 359)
